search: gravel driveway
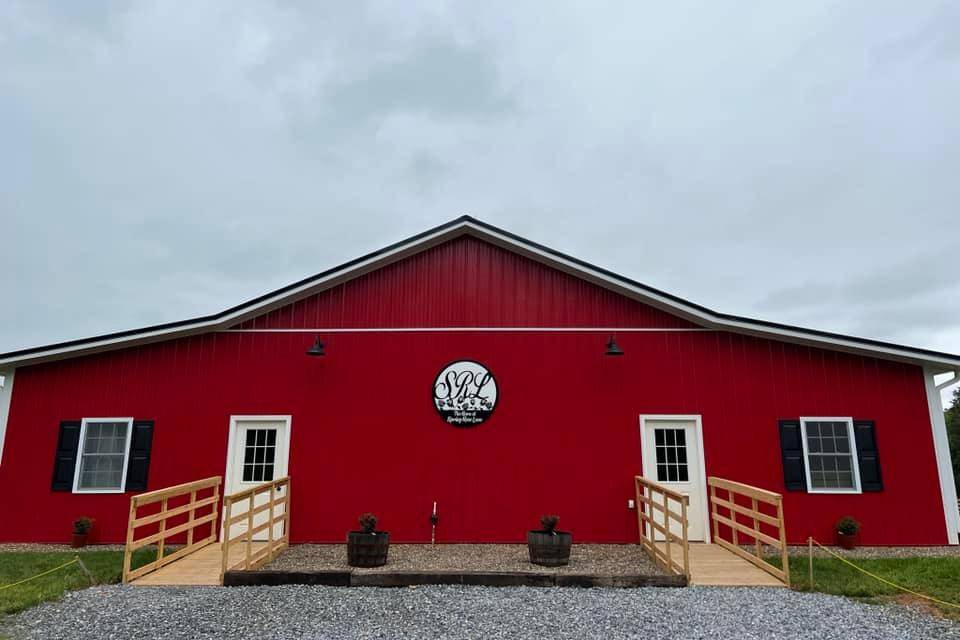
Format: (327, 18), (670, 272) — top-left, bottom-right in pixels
(264, 543), (662, 575)
(4, 585), (958, 640)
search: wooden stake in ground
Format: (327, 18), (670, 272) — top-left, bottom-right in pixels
(807, 537), (813, 589)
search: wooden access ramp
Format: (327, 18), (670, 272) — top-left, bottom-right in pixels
(124, 476), (290, 586)
(659, 543), (785, 586)
(131, 542), (268, 586)
(636, 475), (791, 587)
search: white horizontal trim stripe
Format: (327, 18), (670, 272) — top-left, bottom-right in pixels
(219, 327), (715, 334)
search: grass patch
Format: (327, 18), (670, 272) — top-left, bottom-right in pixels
(0, 549), (155, 615)
(771, 555), (960, 620)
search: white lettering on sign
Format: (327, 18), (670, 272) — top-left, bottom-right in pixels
(432, 360), (498, 427)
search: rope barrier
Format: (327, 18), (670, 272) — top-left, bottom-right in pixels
(0, 557), (81, 591)
(808, 537), (960, 610)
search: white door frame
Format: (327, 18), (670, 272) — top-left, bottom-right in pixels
(222, 415), (292, 541)
(639, 414), (711, 543)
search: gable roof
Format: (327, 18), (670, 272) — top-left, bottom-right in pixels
(1, 215), (958, 372)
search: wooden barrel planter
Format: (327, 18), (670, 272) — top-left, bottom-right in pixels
(527, 530), (572, 567)
(347, 531), (390, 567)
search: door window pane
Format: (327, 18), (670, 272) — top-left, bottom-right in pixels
(241, 428), (278, 484)
(653, 428), (689, 483)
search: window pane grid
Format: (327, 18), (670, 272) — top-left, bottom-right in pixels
(653, 428), (689, 483)
(242, 428), (277, 483)
(804, 421), (857, 490)
(77, 420), (129, 491)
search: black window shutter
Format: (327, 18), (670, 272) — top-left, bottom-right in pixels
(51, 421), (82, 491)
(778, 420), (807, 491)
(853, 420), (882, 492)
(124, 420), (155, 492)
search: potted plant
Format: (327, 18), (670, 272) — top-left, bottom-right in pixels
(527, 515), (572, 566)
(347, 512), (390, 567)
(72, 517), (93, 548)
(836, 516), (860, 550)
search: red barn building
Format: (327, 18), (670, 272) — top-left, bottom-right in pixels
(0, 216), (957, 546)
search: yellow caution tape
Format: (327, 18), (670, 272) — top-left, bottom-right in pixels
(810, 538), (960, 610)
(0, 558), (80, 591)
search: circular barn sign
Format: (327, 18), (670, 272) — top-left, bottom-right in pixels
(432, 360), (498, 427)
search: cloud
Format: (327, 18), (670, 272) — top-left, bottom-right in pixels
(0, 0), (958, 383)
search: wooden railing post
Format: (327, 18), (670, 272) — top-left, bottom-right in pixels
(634, 479), (644, 541)
(729, 490), (739, 548)
(681, 495), (690, 579)
(710, 484), (719, 542)
(186, 490), (197, 548)
(221, 495), (232, 579)
(283, 478), (290, 542)
(122, 497), (137, 583)
(268, 483), (275, 550)
(209, 482), (220, 544)
(157, 497), (168, 563)
(245, 493), (254, 570)
(751, 496), (761, 558)
(777, 496), (790, 586)
(662, 492), (671, 570)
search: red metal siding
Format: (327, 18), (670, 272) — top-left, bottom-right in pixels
(233, 236), (698, 329)
(1, 329), (945, 545)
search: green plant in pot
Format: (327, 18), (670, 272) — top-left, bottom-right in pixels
(835, 516), (860, 550)
(527, 514), (572, 567)
(72, 517), (94, 548)
(347, 512), (390, 567)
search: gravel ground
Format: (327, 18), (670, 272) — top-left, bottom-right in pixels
(4, 584), (958, 640)
(264, 544), (663, 575)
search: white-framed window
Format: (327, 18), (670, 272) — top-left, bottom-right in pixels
(72, 418), (133, 493)
(799, 417), (861, 494)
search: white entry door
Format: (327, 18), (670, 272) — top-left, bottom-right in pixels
(224, 416), (291, 541)
(640, 416), (708, 542)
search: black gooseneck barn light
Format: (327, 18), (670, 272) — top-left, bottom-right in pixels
(306, 336), (326, 357)
(605, 335), (624, 356)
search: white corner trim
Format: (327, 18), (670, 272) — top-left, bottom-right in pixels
(638, 414), (711, 543)
(798, 417), (862, 495)
(0, 369), (15, 467)
(924, 367), (960, 545)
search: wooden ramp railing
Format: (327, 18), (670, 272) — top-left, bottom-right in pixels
(708, 477), (789, 585)
(221, 476), (290, 577)
(634, 476), (690, 579)
(123, 476), (222, 583)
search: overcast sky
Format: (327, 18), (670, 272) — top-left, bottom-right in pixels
(1, 2), (958, 399)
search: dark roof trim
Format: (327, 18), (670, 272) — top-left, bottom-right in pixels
(1, 215), (958, 370)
